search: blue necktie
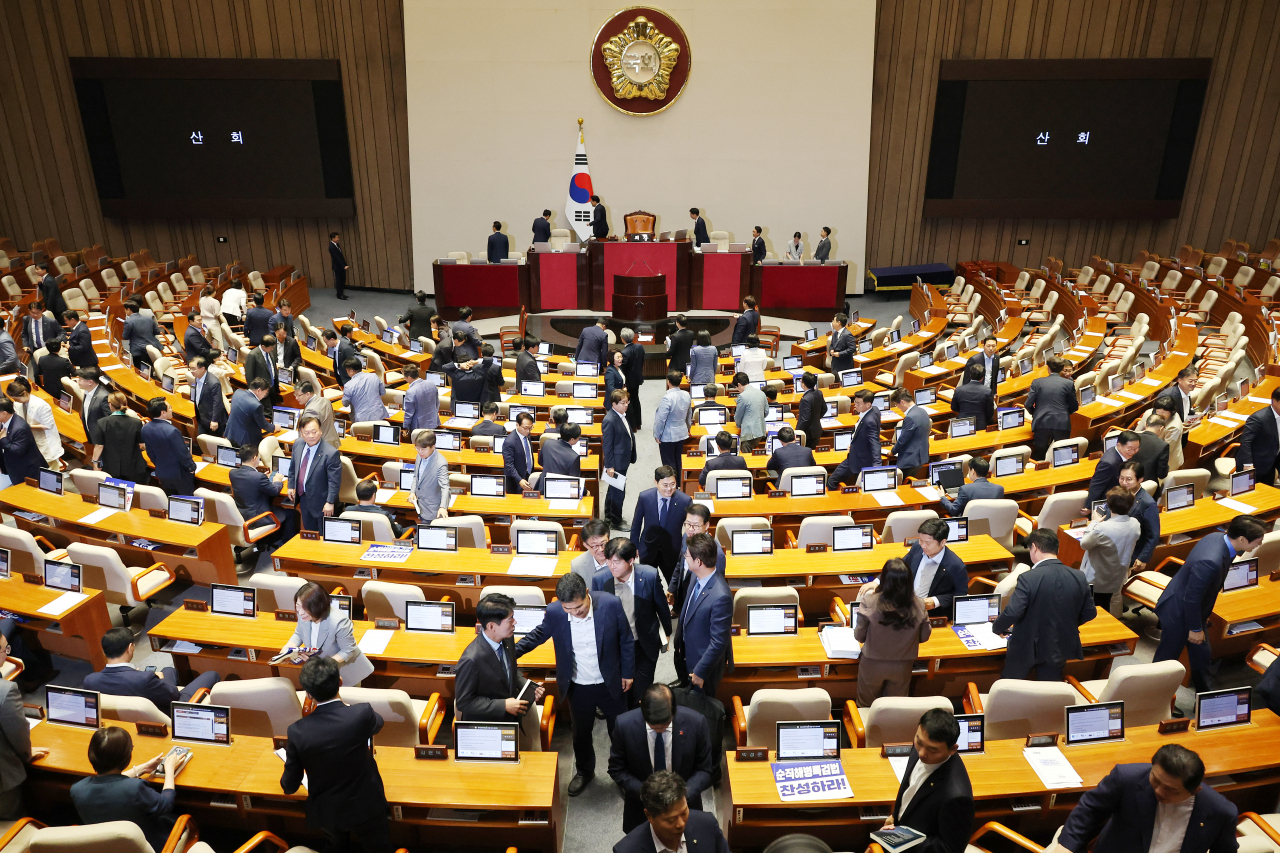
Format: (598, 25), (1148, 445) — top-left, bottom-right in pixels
(659, 497), (668, 525)
(653, 728), (666, 773)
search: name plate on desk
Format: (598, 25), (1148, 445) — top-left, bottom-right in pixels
(881, 743), (913, 758)
(136, 721), (168, 738)
(23, 478), (37, 487)
(474, 445), (491, 453)
(686, 450), (704, 457)
(80, 493), (98, 504)
(736, 748), (769, 762)
(183, 600), (208, 612)
(752, 449), (768, 456)
(807, 544), (828, 553)
(928, 616), (949, 628)
(457, 575), (476, 586)
(148, 509), (168, 519)
(842, 485), (858, 494)
(374, 618), (400, 630)
(490, 544), (512, 555)
(1159, 718), (1191, 735)
(19, 573), (42, 586)
(1270, 569), (1280, 583)
(300, 531), (321, 541)
(768, 490), (786, 498)
(274, 610), (297, 622)
(1025, 732), (1058, 747)
(522, 490), (540, 499)
(355, 433), (372, 442)
(694, 492), (712, 500)
(415, 745), (449, 760)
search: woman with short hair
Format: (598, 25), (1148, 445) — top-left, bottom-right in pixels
(1080, 486), (1141, 612)
(688, 330), (718, 385)
(70, 726), (182, 851)
(278, 581), (373, 686)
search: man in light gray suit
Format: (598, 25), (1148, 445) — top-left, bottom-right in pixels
(891, 387), (931, 477)
(288, 413), (342, 532)
(0, 631), (48, 818)
(570, 519), (611, 586)
(941, 456), (1006, 517)
(401, 364), (440, 432)
(652, 369), (692, 481)
(295, 381), (340, 449)
(813, 226), (832, 261)
(1026, 355), (1079, 460)
(731, 371), (767, 451)
(411, 429), (450, 520)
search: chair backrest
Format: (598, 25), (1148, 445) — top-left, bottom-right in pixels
(795, 515), (855, 548)
(1039, 291), (1059, 313)
(1234, 266), (1256, 289)
(881, 510), (939, 543)
(714, 517), (770, 550)
(0, 526), (50, 575)
(194, 487), (245, 526)
(28, 821), (154, 853)
(209, 676), (304, 738)
(362, 579), (427, 621)
(778, 465), (829, 494)
(68, 467), (108, 497)
(339, 456), (361, 505)
(549, 228), (571, 251)
(962, 499), (1019, 549)
(1160, 269), (1183, 291)
(337, 686), (429, 748)
(340, 509), (396, 542)
(1199, 290), (1218, 312)
(433, 515), (486, 549)
(992, 563), (1030, 609)
(1260, 275), (1280, 299)
(1035, 490), (1087, 530)
(1074, 266), (1094, 288)
(988, 445), (1030, 475)
(1182, 279), (1201, 303)
(479, 585), (546, 606)
(862, 696), (952, 747)
(1094, 660), (1185, 727)
(509, 519), (568, 551)
(247, 573), (308, 612)
(745, 687), (832, 748)
(1165, 468), (1209, 500)
(98, 692), (169, 726)
(732, 587), (800, 627)
(447, 251), (470, 264)
(984, 679), (1078, 740)
(65, 542), (150, 608)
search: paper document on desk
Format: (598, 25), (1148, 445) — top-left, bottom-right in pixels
(820, 417), (843, 429)
(1023, 746), (1083, 789)
(1249, 396), (1270, 404)
(1215, 410), (1247, 421)
(1093, 396), (1124, 408)
(954, 622), (1007, 651)
(854, 355), (869, 363)
(1208, 417), (1242, 428)
(818, 626), (861, 660)
(920, 365), (948, 375)
(445, 417), (477, 429)
(1062, 527), (1087, 541)
(1115, 390), (1144, 401)
(357, 629), (394, 656)
(78, 506), (118, 525)
(37, 591), (88, 617)
(508, 557), (558, 577)
(375, 489), (396, 504)
(888, 756), (910, 782)
(601, 471), (626, 491)
(163, 640), (203, 655)
(1139, 377), (1163, 387)
(193, 460), (210, 473)
(872, 491), (905, 507)
(693, 498), (714, 514)
(276, 430), (299, 444)
(274, 748), (307, 790)
(101, 363), (126, 371)
(448, 494), (459, 508)
(361, 544), (413, 563)
(771, 760), (854, 802)
(913, 486), (942, 502)
(547, 499), (579, 511)
(1216, 497), (1257, 514)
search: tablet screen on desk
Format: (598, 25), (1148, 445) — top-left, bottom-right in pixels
(409, 339), (423, 353)
(858, 339), (873, 355)
(714, 476), (752, 499)
(998, 408), (1025, 430)
(833, 431), (853, 453)
(860, 467), (897, 493)
(1052, 445), (1079, 467)
(405, 600), (455, 633)
(944, 518), (968, 542)
(955, 714), (985, 754)
(783, 356), (803, 372)
(731, 345), (746, 358)
(398, 465), (415, 491)
(44, 559), (82, 593)
(425, 372), (446, 387)
(211, 583), (256, 618)
(470, 474), (505, 497)
(949, 417), (976, 439)
(929, 461), (963, 486)
(872, 393), (891, 412)
(272, 455), (291, 479)
(747, 604), (796, 635)
(572, 383), (597, 399)
(776, 720), (840, 761)
(1195, 687), (1251, 731)
(38, 468), (63, 495)
(1080, 386), (1096, 405)
(98, 483), (128, 510)
(697, 407), (727, 426)
(952, 594), (999, 626)
(1065, 702), (1124, 746)
(1224, 558), (1259, 592)
(162, 374), (175, 393)
(168, 496), (203, 525)
(372, 424), (401, 445)
(824, 401), (838, 418)
(566, 407), (593, 425)
(513, 605), (546, 635)
(416, 524), (457, 551)
(1231, 469), (1256, 496)
(574, 362), (599, 377)
(330, 594), (352, 620)
(766, 405), (785, 423)
(914, 387), (937, 406)
(46, 686), (100, 729)
(454, 401), (480, 419)
(507, 405), (535, 423)
(804, 328), (818, 342)
(520, 380), (545, 397)
(272, 408), (299, 430)
(453, 721), (519, 763)
(919, 352), (934, 369)
(515, 529), (559, 556)
(1163, 484), (1194, 511)
(839, 369), (862, 387)
(216, 445), (240, 467)
(542, 476), (581, 500)
(994, 455), (1021, 477)
(172, 702), (230, 745)
(732, 529), (772, 556)
(1102, 435), (1119, 453)
(435, 431), (460, 451)
(0, 547), (9, 579)
(322, 517), (361, 544)
(790, 474), (825, 497)
(832, 524), (874, 552)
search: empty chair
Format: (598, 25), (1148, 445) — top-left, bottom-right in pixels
(1025, 290), (1058, 324)
(964, 678), (1078, 740)
(843, 696), (951, 747)
(874, 351), (919, 387)
(361, 580), (426, 622)
(732, 687), (831, 748)
(881, 510), (938, 544)
(1068, 660), (1185, 727)
(510, 518), (571, 551)
(962, 499), (1019, 549)
(714, 517), (771, 551)
(479, 584), (546, 606)
(778, 465), (829, 494)
(732, 587), (801, 628)
(209, 676), (303, 738)
(433, 515), (487, 549)
(0, 526), (64, 576)
(65, 543), (175, 614)
(246, 573), (308, 612)
(334, 686), (443, 747)
(1165, 468), (1209, 499)
(12, 820), (197, 853)
(1159, 269), (1183, 292)
(1013, 490), (1086, 538)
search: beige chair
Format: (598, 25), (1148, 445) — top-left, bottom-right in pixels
(339, 509), (400, 542)
(962, 499), (1019, 549)
(334, 686), (444, 747)
(1025, 290), (1059, 324)
(989, 446), (1031, 476)
(479, 585), (546, 606)
(130, 485), (169, 513)
(843, 696), (952, 747)
(976, 562), (1030, 609)
(15, 819), (199, 853)
(964, 678), (1078, 740)
(195, 487), (281, 554)
(793, 514), (855, 549)
(68, 467), (108, 497)
(714, 517), (770, 551)
(1236, 814), (1280, 853)
(549, 229), (571, 251)
(1104, 291), (1134, 323)
(362, 580), (426, 622)
(1068, 660), (1185, 727)
(0, 526), (66, 576)
(98, 693), (171, 727)
(433, 515), (487, 549)
(881, 510), (938, 544)
(361, 348), (403, 385)
(510, 519), (570, 551)
(732, 687), (832, 748)
(65, 543), (175, 614)
(778, 465), (828, 494)
(197, 434), (232, 457)
(1165, 468), (1209, 499)
(874, 351), (919, 387)
(447, 251), (470, 264)
(732, 587), (801, 629)
(708, 230), (731, 251)
(1014, 489), (1086, 538)
(209, 676), (304, 738)
(339, 456), (364, 505)
(247, 573), (308, 612)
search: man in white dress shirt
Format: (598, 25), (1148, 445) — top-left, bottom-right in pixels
(881, 709), (974, 853)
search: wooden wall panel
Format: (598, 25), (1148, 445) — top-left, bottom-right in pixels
(869, 0), (1280, 271)
(0, 0), (411, 292)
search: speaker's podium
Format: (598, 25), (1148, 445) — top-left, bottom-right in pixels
(612, 262), (666, 323)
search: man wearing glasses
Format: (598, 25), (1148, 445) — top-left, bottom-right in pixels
(669, 505), (725, 687)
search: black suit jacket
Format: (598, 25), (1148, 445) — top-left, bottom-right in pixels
(0, 415), (44, 483)
(1240, 406), (1280, 477)
(229, 466), (282, 524)
(243, 307), (274, 346)
(328, 241), (346, 271)
(621, 342), (645, 389)
(1026, 373), (1077, 431)
(603, 409), (637, 472)
(592, 203), (609, 238)
(950, 380), (996, 430)
(21, 315), (63, 352)
(613, 809), (729, 853)
(608, 706), (712, 832)
(37, 353), (73, 398)
(532, 217), (551, 244)
(80, 384), (111, 444)
(797, 388), (826, 448)
(964, 352), (1000, 394)
(502, 430), (536, 492)
(1154, 533), (1233, 632)
(891, 752), (975, 853)
(630, 487), (693, 565)
(768, 441), (816, 481)
(732, 310), (759, 345)
(904, 544), (969, 617)
(667, 328), (695, 374)
(699, 451), (748, 487)
(274, 337), (302, 371)
(183, 325), (212, 363)
(67, 322), (97, 367)
(515, 351), (542, 384)
(591, 564), (671, 661)
(828, 326), (856, 375)
(692, 217), (709, 247)
(1132, 431), (1170, 493)
(487, 232), (510, 264)
(538, 438), (582, 491)
(331, 338), (359, 386)
(399, 304), (434, 338)
(751, 236), (765, 264)
(41, 274), (67, 321)
(1087, 447), (1126, 508)
(281, 701), (387, 830)
(992, 558), (1096, 675)
(514, 595), (634, 701)
(455, 633), (524, 722)
(82, 665), (182, 718)
(244, 348), (282, 406)
(191, 374), (226, 437)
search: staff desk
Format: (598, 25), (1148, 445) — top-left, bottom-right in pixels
(0, 484), (236, 585)
(0, 575), (112, 668)
(1185, 376), (1280, 467)
(722, 710), (1280, 850)
(790, 318), (878, 367)
(1204, 572), (1280, 658)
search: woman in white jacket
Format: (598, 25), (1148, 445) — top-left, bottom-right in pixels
(6, 378), (61, 466)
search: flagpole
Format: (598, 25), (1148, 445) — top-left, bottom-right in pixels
(579, 117), (584, 143)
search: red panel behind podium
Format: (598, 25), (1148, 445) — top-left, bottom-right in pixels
(759, 265), (842, 310)
(701, 253), (745, 310)
(537, 253), (578, 310)
(438, 264), (520, 308)
(603, 243), (678, 311)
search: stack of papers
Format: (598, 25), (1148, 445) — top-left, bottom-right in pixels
(1248, 396), (1270, 404)
(820, 417), (844, 429)
(1115, 390), (1144, 401)
(913, 486), (943, 502)
(1215, 411), (1247, 422)
(872, 491), (905, 507)
(953, 622), (1007, 651)
(507, 557), (557, 577)
(37, 591), (89, 616)
(277, 430), (299, 444)
(361, 544), (413, 563)
(920, 365), (948, 375)
(375, 488), (396, 504)
(1093, 396), (1124, 408)
(78, 507), (118, 525)
(1139, 377), (1163, 387)
(1216, 497), (1257, 513)
(445, 417), (476, 428)
(357, 629), (394, 655)
(1023, 746), (1083, 789)
(547, 499), (579, 511)
(193, 460), (210, 473)
(274, 748), (307, 790)
(162, 640), (203, 654)
(818, 626), (861, 660)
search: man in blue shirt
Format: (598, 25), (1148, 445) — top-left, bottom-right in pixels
(341, 359), (387, 423)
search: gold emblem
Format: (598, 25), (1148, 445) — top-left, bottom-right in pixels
(601, 16), (680, 100)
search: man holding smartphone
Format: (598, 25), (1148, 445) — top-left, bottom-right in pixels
(84, 628), (220, 720)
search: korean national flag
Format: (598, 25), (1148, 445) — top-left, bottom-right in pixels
(565, 128), (595, 243)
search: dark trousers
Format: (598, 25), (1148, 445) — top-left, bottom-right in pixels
(1003, 660), (1064, 681)
(158, 472), (196, 498)
(567, 681), (624, 776)
(1154, 618), (1213, 692)
(0, 617), (53, 683)
(626, 386), (642, 429)
(300, 507), (324, 534)
(1094, 592), (1113, 612)
(659, 441), (682, 481)
(223, 313), (240, 330)
(333, 267), (346, 298)
(163, 668), (220, 700)
(1031, 427), (1070, 461)
(630, 648), (657, 709)
(605, 483), (625, 523)
(318, 812), (392, 853)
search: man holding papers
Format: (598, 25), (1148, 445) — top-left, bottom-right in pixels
(592, 538), (671, 706)
(878, 709), (974, 853)
(828, 389), (881, 488)
(457, 593), (546, 751)
(603, 389), (636, 528)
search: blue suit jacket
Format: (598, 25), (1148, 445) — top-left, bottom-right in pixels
(502, 430), (535, 492)
(732, 309), (759, 345)
(487, 232), (510, 264)
(679, 573), (732, 681)
(613, 809), (728, 853)
(575, 325), (610, 367)
(1155, 533), (1233, 632)
(243, 307), (274, 346)
(894, 404), (932, 470)
(288, 440), (342, 517)
(67, 322), (98, 367)
(830, 405), (882, 484)
(224, 389), (271, 448)
(513, 593), (634, 702)
(1058, 763), (1237, 853)
(0, 415), (44, 484)
(941, 478), (1005, 517)
(904, 543), (969, 617)
(141, 419), (195, 481)
(692, 217), (710, 246)
(229, 466), (282, 524)
(591, 564), (672, 660)
(1087, 446), (1126, 509)
(629, 487), (692, 565)
(83, 665), (181, 716)
(602, 409), (636, 472)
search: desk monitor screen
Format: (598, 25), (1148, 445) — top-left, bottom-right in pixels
(731, 345), (747, 359)
(520, 380), (546, 397)
(831, 524), (874, 552)
(775, 720), (840, 761)
(454, 401), (480, 419)
(435, 431), (460, 451)
(44, 559), (82, 593)
(714, 476), (752, 499)
(1195, 687), (1251, 731)
(470, 474), (505, 497)
(226, 349), (238, 365)
(454, 721), (519, 763)
(823, 401), (838, 418)
(574, 362), (600, 377)
(999, 408), (1025, 430)
(1224, 557), (1259, 592)
(512, 605), (546, 635)
(59, 391), (72, 412)
(46, 685), (100, 729)
(833, 430), (854, 453)
(171, 702), (231, 745)
(1231, 469), (1255, 496)
(1103, 435), (1119, 453)
(572, 441), (589, 458)
(492, 435), (506, 455)
(804, 328), (818, 342)
(307, 335), (319, 350)
(161, 374), (175, 393)
(861, 466), (898, 493)
(1065, 701), (1125, 746)
(888, 329), (902, 344)
(858, 339), (873, 354)
(322, 517), (361, 545)
(848, 311), (860, 325)
(168, 496), (203, 525)
(272, 407), (299, 430)
(1053, 445), (1079, 467)
(1018, 357), (1033, 375)
(949, 417), (976, 439)
(405, 600), (455, 633)
(409, 339), (423, 353)
(572, 383), (597, 399)
(944, 343), (959, 361)
(945, 518), (969, 542)
(955, 714), (985, 754)
(566, 407), (593, 425)
(929, 460), (963, 486)
(507, 405), (535, 422)
(425, 372), (446, 387)
(1163, 484), (1194, 511)
(911, 319), (921, 335)
(381, 329), (396, 345)
(962, 335), (976, 352)
(139, 361), (152, 379)
(953, 594), (1000, 625)
(398, 464), (415, 491)
(747, 604), (798, 635)
(872, 393), (891, 412)
(732, 529), (773, 555)
(38, 468), (63, 495)
(994, 455), (1021, 477)
(914, 387), (937, 406)
(542, 476), (581, 500)
(839, 369), (863, 387)
(515, 529), (559, 556)
(790, 474), (826, 497)
(210, 583), (256, 618)
(697, 407), (728, 426)
(705, 437), (738, 457)
(331, 594), (352, 620)
(1109, 373), (1125, 393)
(98, 483), (128, 510)
(271, 455), (291, 479)
(783, 355), (804, 372)
(216, 445), (240, 467)
(766, 404), (785, 423)
(1080, 386), (1097, 405)
(919, 352), (934, 369)
(415, 524), (458, 552)
(0, 547), (8, 579)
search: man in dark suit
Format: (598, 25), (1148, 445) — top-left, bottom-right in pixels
(575, 318), (610, 367)
(38, 264), (66, 323)
(84, 628), (219, 718)
(882, 709), (974, 853)
(516, 572), (634, 796)
(323, 329), (359, 387)
(76, 368), (110, 447)
(64, 310), (98, 368)
(224, 380), (272, 449)
(951, 365), (996, 429)
(613, 771), (729, 853)
(901, 518), (969, 618)
(608, 684), (712, 833)
(1239, 386), (1280, 487)
(603, 390), (637, 528)
(813, 226), (832, 261)
(539, 422), (583, 492)
(244, 335), (282, 408)
(282, 657), (390, 852)
(328, 231), (349, 300)
(891, 388), (931, 476)
(828, 389), (882, 487)
(503, 413), (536, 493)
(593, 538), (671, 706)
(272, 323), (302, 372)
(487, 221), (509, 263)
(1087, 430), (1141, 512)
(1154, 514), (1266, 693)
(827, 312), (856, 376)
(228, 444), (294, 546)
(188, 357), (225, 437)
(620, 329), (645, 431)
(1165, 367), (1197, 436)
(689, 208), (709, 247)
(964, 337), (1001, 396)
(183, 312), (212, 363)
(1026, 355), (1078, 460)
(36, 340), (73, 398)
(20, 301), (62, 355)
(751, 226), (765, 264)
(698, 431), (747, 488)
(1057, 746), (1237, 853)
(243, 293), (273, 345)
(676, 534), (732, 698)
(767, 425), (815, 483)
(732, 296), (759, 345)
(471, 402), (506, 437)
(591, 195), (609, 239)
(269, 298), (296, 340)
(121, 300), (164, 369)
(0, 402), (44, 485)
(397, 291), (434, 339)
(1116, 462), (1160, 572)
(141, 397), (197, 496)
(796, 371), (826, 450)
(516, 336), (543, 384)
(941, 456), (1005, 517)
(666, 315), (695, 375)
(992, 529), (1096, 680)
(532, 210), (552, 245)
(457, 593), (543, 717)
(448, 325), (480, 362)
(1131, 421), (1170, 497)
(629, 466), (692, 573)
(669, 506), (726, 621)
(289, 413), (342, 532)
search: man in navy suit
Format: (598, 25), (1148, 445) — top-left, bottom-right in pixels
(630, 466), (692, 577)
(575, 318), (610, 367)
(612, 771), (730, 853)
(891, 388), (931, 477)
(1153, 514), (1266, 693)
(20, 301), (62, 355)
(538, 422), (582, 493)
(503, 412), (536, 493)
(751, 226), (765, 264)
(140, 398), (196, 496)
(883, 709), (974, 853)
(38, 264), (66, 322)
(1087, 430), (1141, 513)
(828, 389), (882, 487)
(593, 538), (671, 706)
(228, 444), (295, 548)
(288, 414), (342, 533)
(486, 222), (509, 263)
(902, 518), (969, 619)
(328, 231), (349, 300)
(64, 310), (97, 368)
(732, 296), (759, 345)
(677, 534), (732, 698)
(689, 208), (709, 247)
(608, 684), (712, 833)
(591, 195), (608, 239)
(603, 390), (637, 527)
(224, 379), (273, 449)
(0, 402), (43, 486)
(183, 312), (213, 363)
(941, 456), (1005, 517)
(322, 328), (359, 387)
(1026, 355), (1077, 460)
(1239, 386), (1280, 487)
(1058, 745), (1237, 853)
(84, 628), (219, 718)
(964, 337), (1001, 396)
(188, 357), (225, 437)
(767, 425), (815, 483)
(532, 210), (552, 245)
(698, 431), (748, 488)
(269, 298), (297, 340)
(515, 572), (634, 796)
(827, 312), (856, 376)
(243, 292), (274, 345)
(951, 365), (996, 429)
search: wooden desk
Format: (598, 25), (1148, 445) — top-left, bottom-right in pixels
(791, 319), (877, 369)
(0, 484), (237, 585)
(849, 319), (946, 375)
(903, 317), (1026, 391)
(0, 575), (112, 668)
(1186, 376), (1280, 467)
